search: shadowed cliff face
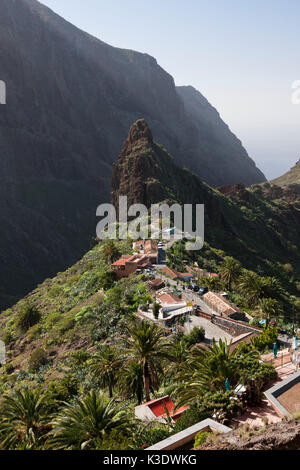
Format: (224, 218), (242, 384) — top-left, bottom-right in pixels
(0, 0), (265, 306)
(111, 120), (300, 280)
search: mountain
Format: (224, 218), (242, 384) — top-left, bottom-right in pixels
(272, 160), (300, 188)
(0, 0), (265, 307)
(1, 119), (298, 379)
(112, 120), (300, 282)
(177, 86), (266, 187)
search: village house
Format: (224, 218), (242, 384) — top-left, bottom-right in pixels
(154, 291), (193, 323)
(132, 239), (158, 264)
(203, 291), (244, 318)
(111, 253), (152, 279)
(161, 266), (181, 281)
(178, 272), (193, 282)
(148, 278), (165, 290)
(156, 292), (187, 314)
(185, 265), (218, 279)
(162, 265), (217, 283)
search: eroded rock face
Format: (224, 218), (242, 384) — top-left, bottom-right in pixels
(198, 419), (300, 450)
(111, 120), (300, 283)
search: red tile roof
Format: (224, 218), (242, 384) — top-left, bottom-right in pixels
(111, 257), (128, 266)
(143, 396), (189, 420)
(161, 266), (179, 279)
(203, 291), (242, 316)
(157, 293), (183, 304)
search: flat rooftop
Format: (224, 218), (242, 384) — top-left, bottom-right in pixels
(265, 371), (300, 417)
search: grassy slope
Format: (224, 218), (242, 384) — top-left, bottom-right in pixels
(0, 240), (141, 390)
(127, 138), (300, 284)
(272, 160), (300, 186)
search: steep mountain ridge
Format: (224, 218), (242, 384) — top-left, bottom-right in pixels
(112, 120), (300, 281)
(177, 86), (265, 187)
(0, 0), (265, 306)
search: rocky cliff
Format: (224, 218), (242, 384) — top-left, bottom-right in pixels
(0, 0), (266, 306)
(198, 419), (300, 450)
(111, 120), (300, 281)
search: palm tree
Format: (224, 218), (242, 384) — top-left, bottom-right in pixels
(218, 257), (242, 291)
(118, 360), (144, 404)
(238, 271), (266, 306)
(0, 389), (51, 450)
(90, 345), (121, 398)
(166, 339), (191, 377)
(121, 319), (169, 402)
(257, 298), (283, 323)
(263, 277), (284, 300)
(175, 339), (257, 407)
(48, 391), (129, 450)
(104, 240), (121, 264)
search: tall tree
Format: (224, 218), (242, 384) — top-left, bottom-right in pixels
(48, 391), (129, 450)
(238, 271), (266, 306)
(90, 345), (121, 398)
(121, 320), (169, 402)
(175, 339), (258, 406)
(218, 257), (242, 291)
(104, 240), (121, 264)
(118, 360), (144, 404)
(257, 298), (283, 323)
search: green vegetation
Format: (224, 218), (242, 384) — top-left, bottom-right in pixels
(0, 237), (296, 450)
(167, 239), (300, 327)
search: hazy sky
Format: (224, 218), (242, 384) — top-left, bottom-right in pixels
(41, 0), (300, 180)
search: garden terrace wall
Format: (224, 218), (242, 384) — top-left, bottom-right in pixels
(195, 308), (261, 337)
(264, 372), (300, 417)
(146, 419), (232, 450)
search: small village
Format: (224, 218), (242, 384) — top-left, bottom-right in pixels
(110, 237), (300, 450)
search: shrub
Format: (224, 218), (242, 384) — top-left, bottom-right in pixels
(133, 426), (171, 449)
(183, 327), (205, 347)
(29, 348), (48, 371)
(16, 304), (41, 332)
(172, 405), (210, 433)
(58, 316), (75, 334)
(3, 363), (14, 375)
(250, 326), (278, 352)
(27, 324), (41, 341)
(194, 431), (211, 449)
(152, 303), (160, 319)
(75, 306), (92, 323)
(48, 374), (80, 401)
(48, 285), (63, 298)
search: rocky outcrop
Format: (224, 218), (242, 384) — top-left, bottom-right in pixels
(198, 419), (300, 450)
(218, 182), (300, 203)
(111, 120), (300, 282)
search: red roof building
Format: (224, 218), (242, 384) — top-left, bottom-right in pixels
(135, 396), (189, 423)
(161, 266), (180, 280)
(111, 253), (152, 279)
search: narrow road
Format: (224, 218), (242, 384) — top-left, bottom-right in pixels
(154, 271), (217, 316)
